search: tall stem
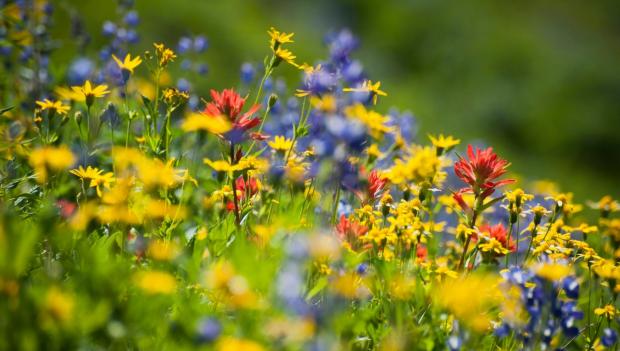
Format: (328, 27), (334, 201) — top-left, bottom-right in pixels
(230, 143), (241, 227)
(163, 109), (172, 159)
(253, 56), (275, 106)
(458, 200), (480, 271)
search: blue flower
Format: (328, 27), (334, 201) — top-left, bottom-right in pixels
(195, 318), (221, 344)
(562, 276), (579, 299)
(126, 30), (139, 44)
(123, 11), (139, 26)
(67, 58), (95, 85)
(177, 78), (190, 92)
(494, 323), (511, 338)
(177, 37), (192, 54)
(193, 36), (208, 53)
(102, 21), (117, 37)
(297, 66), (337, 96)
(447, 335), (462, 351)
(240, 62), (255, 84)
(356, 263), (368, 276)
(326, 29), (359, 64)
(602, 328), (618, 347)
(196, 63), (208, 75)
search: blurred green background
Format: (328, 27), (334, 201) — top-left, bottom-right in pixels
(56, 0), (620, 200)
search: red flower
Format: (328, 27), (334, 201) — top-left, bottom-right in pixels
(204, 89), (262, 138)
(453, 145), (514, 207)
(353, 169), (389, 204)
(235, 176), (259, 200)
(56, 199), (77, 219)
(416, 245), (428, 261)
(226, 176), (259, 212)
(479, 223), (516, 252)
(367, 170), (388, 201)
(335, 214), (368, 248)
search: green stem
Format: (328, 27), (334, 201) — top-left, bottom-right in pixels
(230, 143), (241, 227)
(253, 57), (275, 106)
(458, 198), (481, 271)
(163, 109), (172, 159)
(125, 119), (131, 148)
(523, 223), (539, 263)
(506, 221), (514, 268)
(331, 184), (342, 225)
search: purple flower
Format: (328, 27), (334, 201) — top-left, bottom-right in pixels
(195, 318), (221, 343)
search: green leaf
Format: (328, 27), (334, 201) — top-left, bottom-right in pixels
(306, 276), (328, 300)
(0, 106), (14, 116)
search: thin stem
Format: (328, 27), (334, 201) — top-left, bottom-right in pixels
(458, 200), (480, 271)
(253, 56), (275, 106)
(330, 183), (342, 225)
(515, 219), (520, 265)
(587, 266), (592, 344)
(523, 223), (539, 263)
(125, 119), (131, 148)
(246, 105), (272, 155)
(153, 68), (162, 130)
(230, 143), (241, 227)
(86, 105), (91, 146)
(163, 109), (172, 159)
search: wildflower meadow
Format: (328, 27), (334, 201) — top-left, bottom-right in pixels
(1, 1), (619, 350)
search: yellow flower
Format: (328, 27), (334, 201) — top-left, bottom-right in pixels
(315, 261), (332, 275)
(530, 204), (551, 221)
(217, 337), (266, 351)
(137, 158), (192, 189)
(390, 274), (416, 300)
(35, 99), (70, 115)
(479, 238), (510, 255)
(70, 166), (115, 197)
(112, 53), (142, 73)
(153, 42), (176, 67)
(268, 135), (295, 153)
(344, 103), (393, 139)
(365, 143), (383, 161)
(546, 192), (582, 216)
(71, 80), (110, 105)
(29, 145), (75, 183)
(428, 134), (460, 154)
(181, 112), (232, 134)
(385, 145), (443, 185)
(275, 47), (299, 68)
(163, 87), (189, 105)
(285, 155), (308, 182)
(534, 263), (571, 282)
(54, 86), (84, 101)
(455, 223), (477, 241)
(434, 265), (459, 282)
(505, 189), (535, 217)
(435, 274), (501, 332)
(147, 240), (180, 261)
(268, 27), (294, 49)
(44, 287), (74, 324)
(134, 270), (177, 295)
(203, 158), (239, 173)
(331, 272), (371, 299)
(588, 195), (619, 215)
(594, 304), (616, 319)
(69, 166), (102, 183)
(236, 155), (269, 174)
(343, 80), (387, 105)
(309, 94), (337, 112)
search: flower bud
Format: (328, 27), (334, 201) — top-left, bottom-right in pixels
(74, 111), (83, 126)
(268, 94), (278, 109)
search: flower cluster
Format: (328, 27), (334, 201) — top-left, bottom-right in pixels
(0, 4), (618, 351)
